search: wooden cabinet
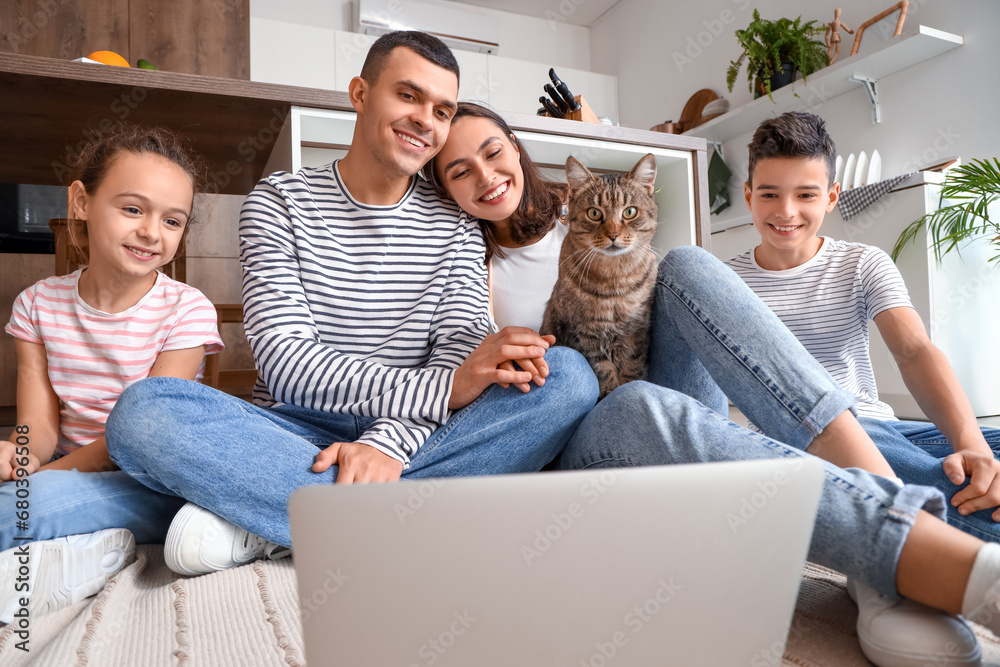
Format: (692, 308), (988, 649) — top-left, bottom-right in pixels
(0, 0), (248, 78)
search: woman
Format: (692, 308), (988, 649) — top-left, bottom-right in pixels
(426, 102), (1000, 667)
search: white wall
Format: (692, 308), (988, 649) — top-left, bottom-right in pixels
(249, 0), (593, 87)
(592, 0), (1000, 250)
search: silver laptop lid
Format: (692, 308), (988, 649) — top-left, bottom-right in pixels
(290, 458), (823, 666)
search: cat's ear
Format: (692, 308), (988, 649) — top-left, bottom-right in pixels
(566, 156), (594, 190)
(627, 154), (658, 194)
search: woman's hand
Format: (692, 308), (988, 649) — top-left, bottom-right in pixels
(449, 328), (555, 410)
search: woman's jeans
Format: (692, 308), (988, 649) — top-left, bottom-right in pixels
(557, 246), (960, 599)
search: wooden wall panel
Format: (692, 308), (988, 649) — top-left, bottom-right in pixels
(0, 254), (56, 406)
(0, 0), (129, 61)
(129, 0), (249, 78)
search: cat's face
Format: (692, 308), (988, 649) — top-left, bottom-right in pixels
(564, 154), (658, 256)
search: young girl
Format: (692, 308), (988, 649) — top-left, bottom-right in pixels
(426, 103), (1000, 666)
(0, 125), (223, 622)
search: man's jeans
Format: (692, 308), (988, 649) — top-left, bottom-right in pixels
(99, 346), (597, 549)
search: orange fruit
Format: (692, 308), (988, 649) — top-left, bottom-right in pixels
(87, 50), (130, 67)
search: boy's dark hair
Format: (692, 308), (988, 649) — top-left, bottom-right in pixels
(747, 111), (837, 187)
(360, 31), (460, 87)
(423, 102), (566, 262)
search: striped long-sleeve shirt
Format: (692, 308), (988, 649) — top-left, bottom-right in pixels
(725, 237), (912, 421)
(239, 161), (491, 465)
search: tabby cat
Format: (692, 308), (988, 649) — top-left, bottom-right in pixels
(541, 154), (659, 398)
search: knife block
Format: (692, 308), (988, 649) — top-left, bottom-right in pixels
(542, 96), (600, 124)
(565, 96), (600, 124)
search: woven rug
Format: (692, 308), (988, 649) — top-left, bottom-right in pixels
(2, 549), (999, 666)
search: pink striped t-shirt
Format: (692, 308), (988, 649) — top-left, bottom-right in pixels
(5, 269), (224, 453)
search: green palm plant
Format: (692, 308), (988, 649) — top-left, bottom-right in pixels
(892, 158), (1000, 263)
(726, 9), (828, 101)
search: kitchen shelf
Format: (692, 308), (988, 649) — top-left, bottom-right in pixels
(685, 25), (963, 143)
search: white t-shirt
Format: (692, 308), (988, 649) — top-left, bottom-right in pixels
(490, 221), (568, 331)
(6, 269), (223, 453)
(725, 237), (913, 421)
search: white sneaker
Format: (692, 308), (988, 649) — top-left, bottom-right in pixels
(0, 528), (136, 624)
(847, 577), (981, 666)
(164, 502), (290, 576)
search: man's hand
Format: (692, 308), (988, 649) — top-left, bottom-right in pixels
(449, 328), (554, 410)
(944, 451), (1000, 520)
(312, 441), (403, 484)
(0, 440), (40, 482)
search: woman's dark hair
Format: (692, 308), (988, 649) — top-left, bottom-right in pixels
(424, 102), (566, 261)
(66, 123), (208, 261)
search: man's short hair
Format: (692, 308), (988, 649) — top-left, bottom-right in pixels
(359, 31), (460, 87)
(747, 111), (837, 187)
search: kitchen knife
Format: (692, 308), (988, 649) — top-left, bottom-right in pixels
(539, 96), (565, 119)
(548, 68), (581, 111)
(544, 83), (569, 113)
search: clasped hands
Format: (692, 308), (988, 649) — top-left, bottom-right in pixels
(313, 327), (554, 485)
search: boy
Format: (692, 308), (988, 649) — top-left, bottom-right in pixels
(727, 111), (1000, 540)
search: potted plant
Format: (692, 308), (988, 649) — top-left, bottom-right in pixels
(726, 9), (828, 101)
(892, 158), (1000, 263)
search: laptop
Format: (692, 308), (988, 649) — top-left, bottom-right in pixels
(289, 458), (824, 666)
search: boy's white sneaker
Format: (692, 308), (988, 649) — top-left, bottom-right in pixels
(0, 528), (136, 624)
(164, 502), (290, 576)
(847, 577), (981, 666)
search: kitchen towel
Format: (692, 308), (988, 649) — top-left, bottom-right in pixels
(708, 149), (733, 215)
(838, 172), (915, 220)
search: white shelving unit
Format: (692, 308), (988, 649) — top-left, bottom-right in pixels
(263, 107), (704, 256)
(685, 25), (963, 144)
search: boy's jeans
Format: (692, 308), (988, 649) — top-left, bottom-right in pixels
(862, 417), (1000, 542)
(557, 246), (957, 598)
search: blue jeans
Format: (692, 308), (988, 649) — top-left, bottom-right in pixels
(862, 418), (1000, 542)
(557, 246), (952, 598)
(556, 382), (947, 600)
(0, 470), (186, 552)
(105, 346), (598, 549)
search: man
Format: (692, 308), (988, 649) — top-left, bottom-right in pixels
(105, 31), (597, 575)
